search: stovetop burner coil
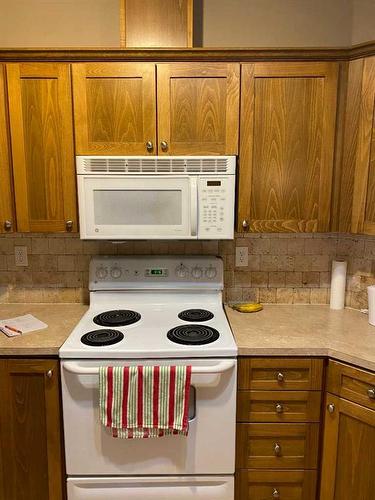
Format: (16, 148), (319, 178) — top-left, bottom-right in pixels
(178, 309), (214, 322)
(81, 329), (124, 347)
(167, 324), (220, 346)
(93, 309), (141, 327)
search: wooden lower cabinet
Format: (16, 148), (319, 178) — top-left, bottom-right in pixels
(236, 470), (317, 500)
(320, 393), (375, 500)
(237, 423), (320, 470)
(236, 357), (323, 500)
(0, 359), (65, 500)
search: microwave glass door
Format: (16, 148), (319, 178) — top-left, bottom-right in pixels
(79, 176), (196, 239)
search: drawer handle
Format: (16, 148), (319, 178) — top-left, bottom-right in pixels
(368, 388), (375, 399)
(272, 489), (280, 499)
(275, 403), (284, 414)
(274, 442), (282, 456)
(276, 372), (284, 382)
(46, 370), (53, 379)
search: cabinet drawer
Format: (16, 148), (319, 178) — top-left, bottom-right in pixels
(237, 391), (321, 422)
(327, 360), (375, 410)
(236, 423), (320, 469)
(238, 358), (323, 391)
(236, 470), (317, 500)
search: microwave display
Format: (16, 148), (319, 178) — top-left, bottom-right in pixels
(207, 181), (221, 186)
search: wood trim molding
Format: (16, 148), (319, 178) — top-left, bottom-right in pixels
(0, 40), (373, 63)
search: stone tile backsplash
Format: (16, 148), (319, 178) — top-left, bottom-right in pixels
(0, 232), (374, 309)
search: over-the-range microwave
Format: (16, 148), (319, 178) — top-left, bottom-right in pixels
(77, 156), (236, 240)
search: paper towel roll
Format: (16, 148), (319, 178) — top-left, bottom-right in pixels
(330, 260), (347, 310)
(368, 285), (375, 326)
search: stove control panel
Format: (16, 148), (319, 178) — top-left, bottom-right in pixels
(90, 256), (223, 290)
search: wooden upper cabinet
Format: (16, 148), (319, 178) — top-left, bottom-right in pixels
(121, 0), (193, 48)
(320, 394), (375, 500)
(157, 63), (240, 155)
(351, 56), (375, 235)
(238, 62), (338, 232)
(6, 63), (77, 233)
(0, 359), (64, 500)
(72, 63), (157, 155)
(0, 64), (14, 233)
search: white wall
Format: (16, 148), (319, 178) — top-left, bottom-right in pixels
(351, 0), (375, 45)
(0, 0), (120, 47)
(0, 0), (373, 48)
(202, 0), (352, 47)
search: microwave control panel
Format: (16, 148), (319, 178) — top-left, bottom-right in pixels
(198, 177), (235, 239)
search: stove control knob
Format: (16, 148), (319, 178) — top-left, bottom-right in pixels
(96, 266), (108, 280)
(191, 266), (203, 279)
(110, 267), (122, 279)
(205, 266), (217, 279)
(175, 264), (188, 279)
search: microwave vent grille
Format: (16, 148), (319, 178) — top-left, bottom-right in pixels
(80, 157), (231, 174)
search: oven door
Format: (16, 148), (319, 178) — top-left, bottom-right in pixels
(77, 175), (197, 239)
(67, 476), (234, 500)
(61, 359), (236, 476)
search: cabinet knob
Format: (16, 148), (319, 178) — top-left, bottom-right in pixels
(4, 220), (12, 231)
(367, 388), (375, 399)
(146, 141), (154, 152)
(160, 140), (168, 152)
(277, 372), (284, 382)
(327, 403), (335, 413)
(275, 403), (284, 414)
(242, 219), (249, 229)
(46, 370), (53, 379)
(274, 442), (282, 456)
(66, 220), (73, 231)
(272, 489), (280, 499)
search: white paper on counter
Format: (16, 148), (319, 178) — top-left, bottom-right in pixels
(0, 314), (48, 336)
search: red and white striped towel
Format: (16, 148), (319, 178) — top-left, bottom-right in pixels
(99, 365), (192, 439)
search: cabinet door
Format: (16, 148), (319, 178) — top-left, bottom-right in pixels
(157, 62), (240, 155)
(320, 394), (375, 500)
(352, 56), (375, 234)
(121, 0), (193, 48)
(0, 64), (14, 233)
(0, 359), (64, 500)
(72, 63), (156, 155)
(7, 63), (77, 232)
(238, 62), (338, 232)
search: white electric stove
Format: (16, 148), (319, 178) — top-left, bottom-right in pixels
(59, 256), (237, 500)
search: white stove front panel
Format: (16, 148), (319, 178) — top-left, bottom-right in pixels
(61, 358), (236, 476)
(59, 292), (237, 359)
(67, 476), (234, 500)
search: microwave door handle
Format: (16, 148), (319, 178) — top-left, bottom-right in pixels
(190, 177), (198, 237)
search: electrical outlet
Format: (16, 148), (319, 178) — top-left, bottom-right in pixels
(235, 246), (248, 267)
(14, 246), (28, 267)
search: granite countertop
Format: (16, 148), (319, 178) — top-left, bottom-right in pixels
(0, 304), (88, 355)
(226, 304), (375, 372)
(1, 303), (375, 372)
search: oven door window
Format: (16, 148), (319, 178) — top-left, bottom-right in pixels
(79, 176), (194, 238)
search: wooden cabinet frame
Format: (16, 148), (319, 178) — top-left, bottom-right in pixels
(238, 62), (338, 232)
(0, 359), (64, 499)
(72, 62), (157, 155)
(351, 56), (375, 234)
(7, 63), (77, 232)
(320, 393), (375, 500)
(157, 62), (240, 155)
(0, 64), (14, 233)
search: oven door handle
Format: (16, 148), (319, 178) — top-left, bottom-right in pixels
(190, 177), (198, 237)
(61, 360), (235, 376)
